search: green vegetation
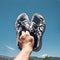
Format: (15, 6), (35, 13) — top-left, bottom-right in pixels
(0, 55), (60, 60)
(43, 56), (51, 60)
(43, 56), (60, 60)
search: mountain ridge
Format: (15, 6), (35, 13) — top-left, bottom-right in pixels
(0, 55), (60, 60)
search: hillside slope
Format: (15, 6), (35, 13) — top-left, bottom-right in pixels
(0, 55), (60, 60)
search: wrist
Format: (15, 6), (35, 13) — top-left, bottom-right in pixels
(22, 42), (33, 52)
(22, 46), (33, 53)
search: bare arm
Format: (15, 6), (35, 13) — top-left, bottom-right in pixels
(14, 31), (34, 60)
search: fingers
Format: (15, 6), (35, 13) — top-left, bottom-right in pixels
(29, 36), (34, 46)
(26, 31), (30, 36)
(20, 31), (26, 40)
(20, 31), (30, 39)
(20, 31), (34, 42)
(17, 31), (34, 50)
(22, 31), (26, 36)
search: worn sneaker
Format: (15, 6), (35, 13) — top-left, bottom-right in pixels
(30, 13), (46, 51)
(15, 13), (30, 50)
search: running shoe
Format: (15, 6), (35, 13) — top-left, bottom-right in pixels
(15, 13), (30, 50)
(30, 13), (46, 51)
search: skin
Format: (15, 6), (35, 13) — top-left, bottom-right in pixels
(14, 31), (34, 60)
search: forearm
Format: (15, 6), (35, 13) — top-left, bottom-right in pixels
(14, 47), (32, 60)
(14, 31), (34, 60)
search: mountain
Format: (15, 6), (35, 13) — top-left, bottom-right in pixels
(29, 56), (43, 60)
(0, 55), (13, 60)
(42, 57), (60, 60)
(0, 55), (60, 60)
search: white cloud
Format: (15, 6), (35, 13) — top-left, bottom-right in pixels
(5, 45), (15, 51)
(41, 53), (48, 58)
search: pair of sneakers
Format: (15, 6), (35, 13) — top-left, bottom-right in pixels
(15, 13), (46, 52)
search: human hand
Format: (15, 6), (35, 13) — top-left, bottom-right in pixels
(17, 31), (34, 52)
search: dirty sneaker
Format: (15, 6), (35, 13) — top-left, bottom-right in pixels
(15, 13), (30, 50)
(30, 13), (46, 51)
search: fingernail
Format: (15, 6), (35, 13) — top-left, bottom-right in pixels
(22, 31), (25, 35)
(26, 31), (29, 35)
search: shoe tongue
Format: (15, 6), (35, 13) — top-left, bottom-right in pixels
(33, 16), (40, 25)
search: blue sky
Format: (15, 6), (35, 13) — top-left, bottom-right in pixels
(0, 0), (60, 58)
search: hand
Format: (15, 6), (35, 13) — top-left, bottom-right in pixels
(18, 31), (34, 51)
